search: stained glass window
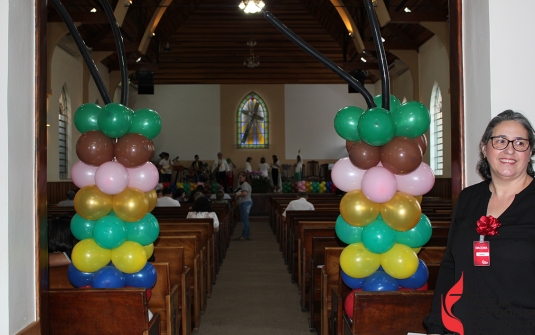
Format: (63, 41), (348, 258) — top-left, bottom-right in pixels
(430, 82), (443, 176)
(59, 84), (69, 180)
(236, 92), (269, 149)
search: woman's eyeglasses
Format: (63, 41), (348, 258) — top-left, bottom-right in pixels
(490, 136), (530, 152)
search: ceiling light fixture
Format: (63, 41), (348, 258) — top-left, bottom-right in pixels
(360, 57), (367, 63)
(136, 57), (142, 63)
(90, 8), (97, 13)
(125, 0), (132, 7)
(404, 7), (411, 12)
(239, 0), (265, 14)
(381, 37), (385, 42)
(244, 39), (260, 68)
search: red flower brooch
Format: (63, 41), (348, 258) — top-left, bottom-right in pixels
(476, 215), (501, 241)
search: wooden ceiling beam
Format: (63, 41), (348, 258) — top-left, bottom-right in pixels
(389, 11), (448, 23)
(48, 11), (109, 24)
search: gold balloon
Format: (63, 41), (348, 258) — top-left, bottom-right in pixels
(145, 189), (157, 212)
(71, 238), (112, 273)
(113, 187), (149, 222)
(143, 243), (154, 260)
(340, 190), (380, 227)
(380, 243), (419, 279)
(339, 242), (381, 278)
(111, 241), (147, 274)
(381, 192), (421, 231)
(74, 185), (113, 220)
(414, 195), (423, 204)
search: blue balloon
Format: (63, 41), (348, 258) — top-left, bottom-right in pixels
(124, 262), (157, 289)
(397, 259), (429, 289)
(67, 263), (95, 288)
(341, 270), (365, 289)
(92, 266), (125, 288)
(363, 270), (399, 292)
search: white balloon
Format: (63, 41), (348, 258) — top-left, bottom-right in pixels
(331, 157), (366, 192)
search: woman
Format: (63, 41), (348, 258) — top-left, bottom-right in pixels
(425, 110), (535, 334)
(294, 149), (303, 181)
(235, 171), (253, 240)
(245, 157), (253, 173)
(187, 197), (219, 231)
(258, 157), (270, 177)
(271, 154), (281, 192)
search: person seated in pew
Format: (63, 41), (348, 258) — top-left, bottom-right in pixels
(156, 187), (181, 207)
(211, 189), (232, 214)
(188, 184), (207, 203)
(57, 190), (76, 207)
(187, 197), (219, 231)
(48, 214), (77, 267)
(156, 188), (163, 198)
(209, 185), (231, 200)
(174, 188), (187, 203)
(282, 192), (315, 222)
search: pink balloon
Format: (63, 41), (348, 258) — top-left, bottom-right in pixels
(395, 162), (435, 196)
(94, 161), (130, 195)
(127, 162), (159, 192)
(71, 161), (97, 188)
(331, 157), (366, 192)
(361, 166), (397, 203)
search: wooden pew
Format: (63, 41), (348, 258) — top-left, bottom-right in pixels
(153, 246), (192, 335)
(308, 236), (346, 332)
(341, 290), (434, 335)
(155, 235), (202, 331)
(158, 228), (210, 307)
(322, 247), (344, 335)
(151, 262), (180, 335)
(49, 288), (160, 335)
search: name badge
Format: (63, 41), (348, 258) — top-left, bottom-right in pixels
(473, 241), (490, 266)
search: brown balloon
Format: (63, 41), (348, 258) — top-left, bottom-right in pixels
(380, 136), (422, 175)
(76, 130), (115, 166)
(414, 134), (428, 155)
(346, 140), (357, 153)
(348, 140), (381, 170)
(114, 133), (155, 168)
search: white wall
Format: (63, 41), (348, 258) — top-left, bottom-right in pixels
(0, 0), (36, 333)
(392, 70), (414, 103)
(463, 0), (535, 186)
(48, 47), (83, 182)
(284, 84), (375, 160)
(132, 85), (221, 161)
(419, 35), (451, 177)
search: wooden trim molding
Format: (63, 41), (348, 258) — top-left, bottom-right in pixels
(16, 321), (41, 335)
(449, 0), (464, 203)
(36, 0), (48, 334)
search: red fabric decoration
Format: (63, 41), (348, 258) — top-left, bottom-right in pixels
(476, 215), (501, 236)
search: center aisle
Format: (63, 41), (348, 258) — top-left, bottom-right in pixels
(196, 216), (312, 335)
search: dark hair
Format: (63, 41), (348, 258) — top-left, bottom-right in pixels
(193, 197), (212, 212)
(297, 192), (308, 198)
(477, 110), (535, 180)
(162, 187), (173, 196)
(189, 185), (206, 202)
(246, 157), (252, 162)
(48, 214), (76, 257)
(260, 157), (266, 163)
(215, 190), (225, 200)
(272, 155), (278, 162)
(174, 188), (185, 198)
(297, 155), (302, 162)
(238, 171), (251, 184)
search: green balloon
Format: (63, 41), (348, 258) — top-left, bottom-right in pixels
(361, 215), (396, 254)
(70, 214), (96, 240)
(74, 103), (102, 133)
(98, 103), (133, 138)
(334, 106), (365, 141)
(395, 214), (432, 248)
(128, 108), (162, 140)
(93, 215), (127, 249)
(335, 215), (363, 245)
(125, 213), (160, 245)
(373, 94), (401, 112)
(393, 101), (431, 138)
(357, 107), (396, 146)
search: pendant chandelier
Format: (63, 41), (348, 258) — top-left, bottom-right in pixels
(244, 39), (260, 68)
(239, 0), (265, 14)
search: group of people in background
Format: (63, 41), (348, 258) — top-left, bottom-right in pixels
(246, 150), (303, 192)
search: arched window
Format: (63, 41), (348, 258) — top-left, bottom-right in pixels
(58, 84), (70, 179)
(236, 92), (269, 149)
(429, 82), (443, 175)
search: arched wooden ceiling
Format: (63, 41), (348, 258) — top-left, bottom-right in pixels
(48, 0), (448, 85)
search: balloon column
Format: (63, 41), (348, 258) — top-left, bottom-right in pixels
(69, 102), (162, 290)
(332, 93), (435, 296)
